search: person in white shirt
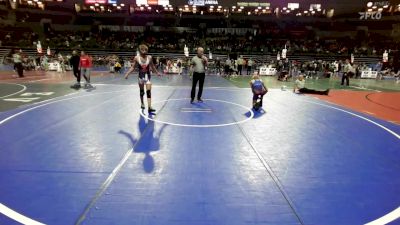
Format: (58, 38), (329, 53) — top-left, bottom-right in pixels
(237, 56), (244, 75)
(333, 61), (339, 77)
(293, 75), (329, 95)
(232, 59), (238, 75)
(247, 59), (254, 75)
(341, 59), (351, 86)
(58, 54), (66, 73)
(12, 50), (24, 78)
(125, 59), (131, 69)
(224, 58), (232, 76)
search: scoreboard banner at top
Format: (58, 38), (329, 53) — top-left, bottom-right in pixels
(85, 0), (117, 4)
(136, 0), (170, 5)
(188, 0), (218, 6)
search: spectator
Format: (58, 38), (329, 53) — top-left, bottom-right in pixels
(12, 50), (24, 78)
(237, 56), (244, 75)
(177, 59), (182, 75)
(341, 59), (351, 86)
(114, 61), (122, 73)
(215, 57), (222, 75)
(70, 50), (81, 88)
(247, 58), (254, 75)
(225, 58), (232, 76)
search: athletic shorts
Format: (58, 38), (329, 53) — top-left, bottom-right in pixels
(138, 74), (151, 85)
(81, 68), (91, 77)
(253, 88), (264, 94)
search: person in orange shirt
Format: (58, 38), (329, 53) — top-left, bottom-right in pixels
(79, 51), (93, 89)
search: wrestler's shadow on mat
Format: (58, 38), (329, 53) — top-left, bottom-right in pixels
(119, 114), (167, 173)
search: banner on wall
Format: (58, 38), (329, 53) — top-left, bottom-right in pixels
(205, 0), (218, 4)
(147, 0), (158, 5)
(85, 0), (107, 4)
(136, 0), (147, 5)
(188, 0), (204, 6)
(136, 0), (170, 5)
(158, 0), (169, 5)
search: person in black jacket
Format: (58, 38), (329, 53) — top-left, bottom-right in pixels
(69, 50), (81, 89)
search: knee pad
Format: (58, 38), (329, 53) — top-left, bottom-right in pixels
(140, 90), (145, 97)
(146, 90), (151, 98)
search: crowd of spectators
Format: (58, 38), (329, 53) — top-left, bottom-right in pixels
(1, 21), (398, 81)
(5, 47), (399, 83)
(218, 57), (399, 80)
(0, 24), (398, 58)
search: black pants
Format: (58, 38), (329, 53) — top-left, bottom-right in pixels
(224, 66), (229, 75)
(15, 63), (23, 77)
(191, 72), (205, 100)
(73, 67), (80, 82)
(247, 66), (252, 75)
(299, 88), (326, 95)
(341, 72), (349, 86)
(238, 65), (243, 75)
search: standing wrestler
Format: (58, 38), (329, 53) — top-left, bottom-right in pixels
(124, 44), (160, 114)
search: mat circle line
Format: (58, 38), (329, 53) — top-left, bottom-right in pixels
(139, 98), (255, 127)
(365, 92), (400, 111)
(0, 83), (27, 99)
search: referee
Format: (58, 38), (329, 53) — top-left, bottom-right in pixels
(190, 47), (208, 104)
(341, 59), (351, 86)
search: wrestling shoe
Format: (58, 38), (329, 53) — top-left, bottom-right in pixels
(70, 83), (81, 89)
(84, 83), (93, 89)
